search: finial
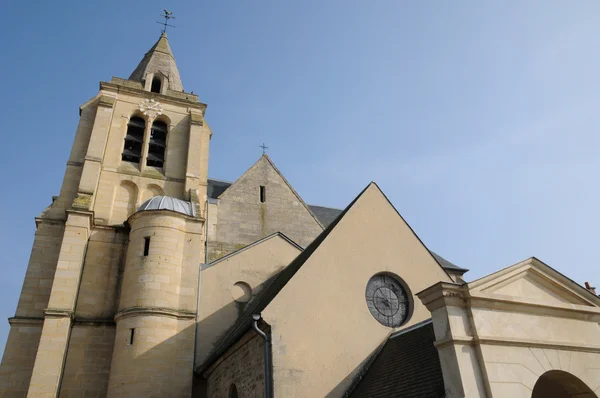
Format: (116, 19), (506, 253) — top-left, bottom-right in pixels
(157, 9), (175, 33)
(259, 143), (269, 155)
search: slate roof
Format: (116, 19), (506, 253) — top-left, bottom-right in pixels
(206, 178), (466, 272)
(347, 320), (445, 398)
(207, 178), (232, 199)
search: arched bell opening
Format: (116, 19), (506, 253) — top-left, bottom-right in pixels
(532, 370), (598, 398)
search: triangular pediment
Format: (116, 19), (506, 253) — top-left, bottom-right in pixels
(469, 258), (599, 308)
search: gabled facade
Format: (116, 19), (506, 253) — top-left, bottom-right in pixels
(206, 155), (324, 261)
(418, 258), (600, 398)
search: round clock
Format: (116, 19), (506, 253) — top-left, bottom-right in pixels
(365, 273), (410, 327)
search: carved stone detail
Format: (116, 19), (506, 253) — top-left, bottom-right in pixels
(139, 99), (163, 119)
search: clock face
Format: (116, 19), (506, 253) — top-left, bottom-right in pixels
(365, 274), (410, 327)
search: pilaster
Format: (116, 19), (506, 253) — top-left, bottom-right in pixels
(418, 282), (490, 398)
(76, 95), (116, 210)
(27, 211), (92, 398)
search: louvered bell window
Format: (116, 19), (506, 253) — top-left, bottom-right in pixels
(146, 120), (167, 168)
(122, 117), (145, 163)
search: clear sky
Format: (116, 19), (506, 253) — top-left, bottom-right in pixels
(1, 1), (599, 358)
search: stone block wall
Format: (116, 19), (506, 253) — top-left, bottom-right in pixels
(204, 329), (266, 398)
(15, 222), (65, 318)
(75, 228), (127, 319)
(0, 321), (42, 397)
(209, 156), (322, 261)
(59, 324), (116, 398)
(106, 317), (196, 398)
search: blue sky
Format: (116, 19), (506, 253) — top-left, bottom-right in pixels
(1, 1), (599, 358)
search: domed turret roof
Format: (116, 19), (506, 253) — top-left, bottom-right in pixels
(137, 196), (195, 217)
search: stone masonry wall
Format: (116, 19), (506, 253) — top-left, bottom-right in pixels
(15, 222), (65, 318)
(0, 322), (42, 397)
(205, 330), (266, 398)
(59, 324), (115, 398)
(209, 156), (322, 261)
(75, 228), (127, 319)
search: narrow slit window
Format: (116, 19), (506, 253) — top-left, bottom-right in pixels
(229, 384), (238, 398)
(260, 186), (266, 203)
(129, 328), (135, 345)
(121, 116), (145, 163)
(147, 120), (167, 168)
(151, 77), (161, 93)
(143, 237), (151, 256)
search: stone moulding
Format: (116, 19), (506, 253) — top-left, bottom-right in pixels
(8, 317), (44, 326)
(433, 334), (600, 354)
(98, 95), (116, 108)
(43, 309), (74, 319)
(114, 307), (196, 321)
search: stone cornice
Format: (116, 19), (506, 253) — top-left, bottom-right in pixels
(98, 95), (116, 108)
(127, 208), (205, 225)
(115, 307), (196, 321)
(8, 316), (44, 326)
(434, 334), (600, 354)
(189, 110), (204, 126)
(44, 309), (74, 319)
(100, 80), (206, 111)
(418, 280), (600, 319)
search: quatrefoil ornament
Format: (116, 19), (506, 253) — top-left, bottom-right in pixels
(139, 99), (163, 119)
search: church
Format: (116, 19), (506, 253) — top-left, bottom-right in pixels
(0, 31), (599, 398)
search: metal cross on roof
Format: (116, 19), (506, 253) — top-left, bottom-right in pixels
(259, 143), (269, 154)
(157, 9), (175, 33)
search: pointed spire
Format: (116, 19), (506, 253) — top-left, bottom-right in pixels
(129, 32), (184, 92)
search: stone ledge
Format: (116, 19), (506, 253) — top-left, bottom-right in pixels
(43, 309), (74, 319)
(115, 307), (196, 321)
(434, 334), (600, 353)
(8, 316), (44, 326)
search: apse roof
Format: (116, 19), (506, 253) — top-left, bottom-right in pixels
(137, 196), (195, 217)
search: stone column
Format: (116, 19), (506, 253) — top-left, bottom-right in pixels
(27, 211), (92, 398)
(139, 116), (153, 174)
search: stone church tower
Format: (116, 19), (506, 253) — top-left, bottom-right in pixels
(0, 33), (210, 397)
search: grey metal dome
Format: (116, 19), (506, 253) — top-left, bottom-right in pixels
(137, 196), (195, 217)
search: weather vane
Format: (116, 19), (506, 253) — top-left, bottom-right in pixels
(157, 9), (175, 33)
(259, 143), (269, 155)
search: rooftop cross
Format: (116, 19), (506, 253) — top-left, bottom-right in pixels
(259, 143), (269, 155)
(157, 9), (175, 33)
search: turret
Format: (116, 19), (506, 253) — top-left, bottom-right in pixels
(106, 197), (204, 397)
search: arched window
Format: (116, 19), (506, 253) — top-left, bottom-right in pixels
(146, 120), (167, 168)
(122, 116), (145, 163)
(229, 384), (238, 398)
(151, 77), (162, 93)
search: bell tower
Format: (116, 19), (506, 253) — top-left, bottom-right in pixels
(0, 32), (210, 397)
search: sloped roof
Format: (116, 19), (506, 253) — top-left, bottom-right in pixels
(206, 178), (465, 271)
(137, 196), (195, 216)
(346, 320), (445, 398)
(198, 182), (364, 374)
(200, 182), (460, 375)
(129, 33), (184, 91)
(307, 204), (343, 228)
